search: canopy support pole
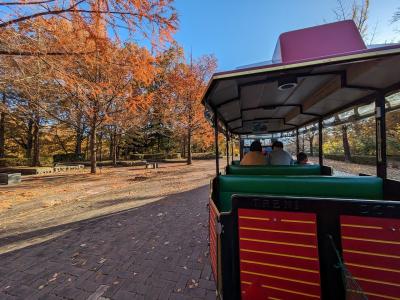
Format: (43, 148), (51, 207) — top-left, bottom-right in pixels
(214, 113), (220, 176)
(226, 133), (230, 166)
(231, 136), (234, 162)
(296, 128), (300, 154)
(375, 91), (387, 179)
(239, 137), (244, 160)
(318, 119), (324, 166)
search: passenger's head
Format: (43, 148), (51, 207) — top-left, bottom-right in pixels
(297, 152), (308, 164)
(272, 141), (284, 150)
(250, 140), (262, 152)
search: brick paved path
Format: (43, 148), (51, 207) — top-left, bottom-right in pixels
(0, 185), (216, 300)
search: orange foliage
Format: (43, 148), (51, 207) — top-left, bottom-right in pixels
(168, 53), (217, 162)
(0, 0), (177, 48)
(0, 1), (220, 169)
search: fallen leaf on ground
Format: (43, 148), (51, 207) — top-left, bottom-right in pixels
(98, 258), (107, 264)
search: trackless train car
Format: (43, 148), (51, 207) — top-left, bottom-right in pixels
(203, 20), (400, 300)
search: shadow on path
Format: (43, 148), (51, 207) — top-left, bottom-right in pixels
(0, 185), (216, 300)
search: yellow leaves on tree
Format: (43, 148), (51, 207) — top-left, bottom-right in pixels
(168, 53), (217, 164)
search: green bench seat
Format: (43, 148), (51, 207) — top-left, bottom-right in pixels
(226, 164), (322, 175)
(218, 175), (383, 212)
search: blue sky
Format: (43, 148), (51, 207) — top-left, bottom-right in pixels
(173, 0), (400, 71)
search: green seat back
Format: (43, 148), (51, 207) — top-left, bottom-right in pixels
(218, 175), (383, 212)
(231, 160), (241, 165)
(227, 164), (321, 175)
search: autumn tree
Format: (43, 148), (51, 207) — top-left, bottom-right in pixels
(0, 0), (222, 168)
(0, 0), (178, 170)
(0, 0), (177, 48)
(170, 54), (217, 165)
(0, 20), (60, 165)
(51, 26), (156, 173)
(144, 45), (183, 154)
(332, 0), (370, 162)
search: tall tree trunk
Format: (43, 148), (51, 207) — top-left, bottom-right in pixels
(301, 134), (305, 152)
(187, 128), (192, 165)
(32, 118), (40, 166)
(342, 125), (351, 162)
(26, 119), (34, 159)
(181, 136), (186, 158)
(98, 132), (103, 162)
(54, 131), (68, 154)
(112, 130), (117, 166)
(84, 137), (88, 160)
(112, 143), (117, 166)
(75, 127), (83, 156)
(90, 122), (97, 174)
(0, 93), (6, 158)
(109, 133), (114, 160)
(124, 147), (128, 160)
(309, 134), (314, 156)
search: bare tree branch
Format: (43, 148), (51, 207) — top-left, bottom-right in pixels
(0, 0), (84, 28)
(0, 50), (95, 56)
(0, 0), (55, 6)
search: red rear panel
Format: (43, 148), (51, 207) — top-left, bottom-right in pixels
(209, 199), (218, 284)
(341, 215), (400, 300)
(239, 208), (321, 300)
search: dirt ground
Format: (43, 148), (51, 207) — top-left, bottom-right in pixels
(0, 160), (224, 244)
(2, 156), (396, 253)
(310, 157), (400, 179)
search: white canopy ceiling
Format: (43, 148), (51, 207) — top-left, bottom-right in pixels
(203, 45), (400, 134)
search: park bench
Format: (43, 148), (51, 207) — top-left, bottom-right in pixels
(0, 173), (21, 185)
(145, 162), (159, 169)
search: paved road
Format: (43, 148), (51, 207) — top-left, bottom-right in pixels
(0, 185), (216, 300)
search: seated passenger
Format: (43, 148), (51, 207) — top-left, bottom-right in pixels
(240, 140), (267, 166)
(268, 141), (293, 165)
(297, 152), (309, 165)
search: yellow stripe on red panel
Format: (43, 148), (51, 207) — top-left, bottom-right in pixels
(240, 226), (315, 236)
(241, 259), (319, 274)
(261, 284), (320, 299)
(240, 237), (316, 248)
(239, 216), (270, 221)
(347, 289), (400, 300)
(346, 262), (400, 274)
(240, 248), (318, 261)
(342, 223), (383, 230)
(241, 270), (319, 286)
(344, 249), (400, 259)
(343, 236), (400, 245)
(355, 276), (400, 287)
(281, 219), (315, 224)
